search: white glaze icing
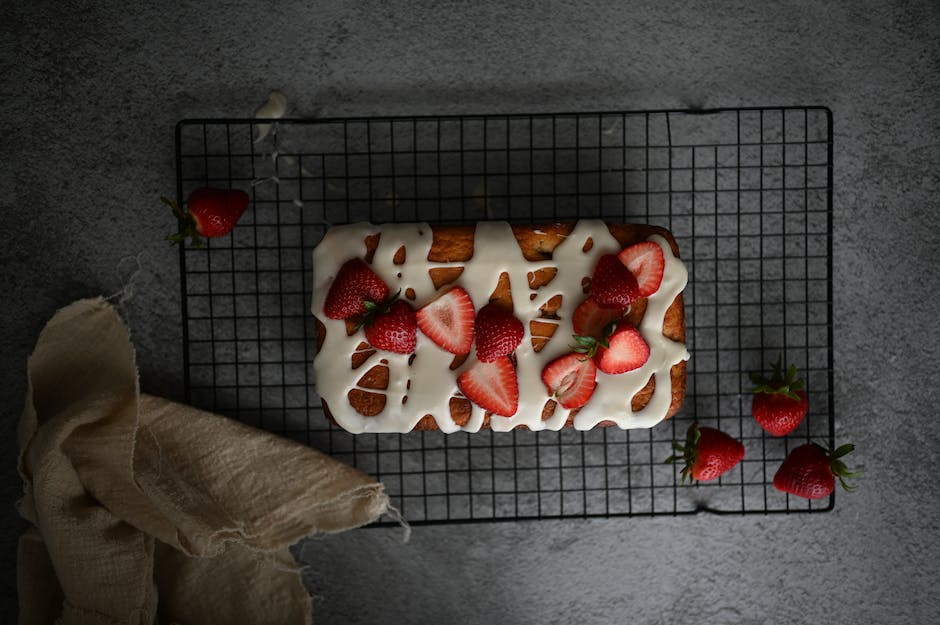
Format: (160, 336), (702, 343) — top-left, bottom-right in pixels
(311, 220), (689, 434)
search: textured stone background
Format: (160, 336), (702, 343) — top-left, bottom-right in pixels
(2, 1), (939, 623)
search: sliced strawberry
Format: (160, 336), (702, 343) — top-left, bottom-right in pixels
(323, 258), (390, 320)
(618, 241), (665, 297)
(572, 297), (624, 338)
(594, 321), (650, 375)
(415, 286), (475, 354)
(457, 357), (519, 417)
(364, 299), (416, 354)
(475, 303), (524, 363)
(591, 253), (639, 309)
(542, 353), (597, 409)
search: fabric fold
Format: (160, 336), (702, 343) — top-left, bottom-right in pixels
(17, 297), (389, 625)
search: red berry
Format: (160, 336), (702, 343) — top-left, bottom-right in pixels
(667, 423), (745, 482)
(750, 356), (809, 436)
(166, 187), (250, 246)
(617, 241), (666, 297)
(416, 286), (475, 354)
(753, 390), (809, 436)
(594, 321), (650, 375)
(541, 352), (597, 409)
(364, 300), (416, 354)
(773, 443), (858, 500)
(572, 297), (623, 338)
(457, 357), (519, 417)
(591, 254), (639, 309)
(323, 258), (390, 320)
(474, 303), (524, 363)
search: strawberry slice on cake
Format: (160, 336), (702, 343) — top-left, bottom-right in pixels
(416, 286), (475, 355)
(457, 357), (519, 417)
(618, 241), (665, 297)
(542, 353), (597, 409)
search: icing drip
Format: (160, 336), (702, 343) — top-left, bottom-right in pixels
(311, 220), (689, 434)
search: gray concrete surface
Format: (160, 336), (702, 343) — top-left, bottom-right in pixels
(3, 1), (939, 623)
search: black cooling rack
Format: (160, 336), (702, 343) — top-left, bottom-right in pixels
(176, 107), (834, 522)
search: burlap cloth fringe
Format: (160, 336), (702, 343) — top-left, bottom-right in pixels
(17, 297), (390, 625)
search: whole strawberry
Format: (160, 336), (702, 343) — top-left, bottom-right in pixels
(591, 254), (639, 309)
(364, 299), (417, 354)
(773, 443), (858, 500)
(666, 422), (745, 482)
(750, 356), (809, 436)
(572, 297), (623, 339)
(165, 187), (250, 247)
(323, 258), (390, 320)
(475, 303), (524, 363)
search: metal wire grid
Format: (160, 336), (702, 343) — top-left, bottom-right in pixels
(176, 107), (834, 522)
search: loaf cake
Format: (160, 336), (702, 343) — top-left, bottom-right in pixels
(311, 220), (688, 434)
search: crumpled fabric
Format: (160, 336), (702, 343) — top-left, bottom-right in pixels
(17, 297), (389, 625)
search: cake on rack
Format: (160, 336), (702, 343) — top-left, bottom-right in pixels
(311, 220), (688, 434)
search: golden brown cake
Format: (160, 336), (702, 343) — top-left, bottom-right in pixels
(312, 220), (688, 434)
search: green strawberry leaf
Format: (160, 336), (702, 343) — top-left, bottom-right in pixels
(751, 353), (807, 399)
(824, 443), (861, 492)
(573, 335), (597, 347)
(571, 334), (606, 358)
(665, 422), (703, 486)
(832, 443), (855, 459)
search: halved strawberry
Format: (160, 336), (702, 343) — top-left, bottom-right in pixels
(416, 286), (475, 354)
(618, 241), (665, 297)
(591, 253), (639, 309)
(593, 321), (649, 375)
(475, 303), (524, 362)
(542, 353), (597, 409)
(456, 357), (518, 417)
(323, 258), (390, 320)
(572, 297), (624, 338)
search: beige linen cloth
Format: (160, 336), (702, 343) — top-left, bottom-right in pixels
(16, 297), (391, 625)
